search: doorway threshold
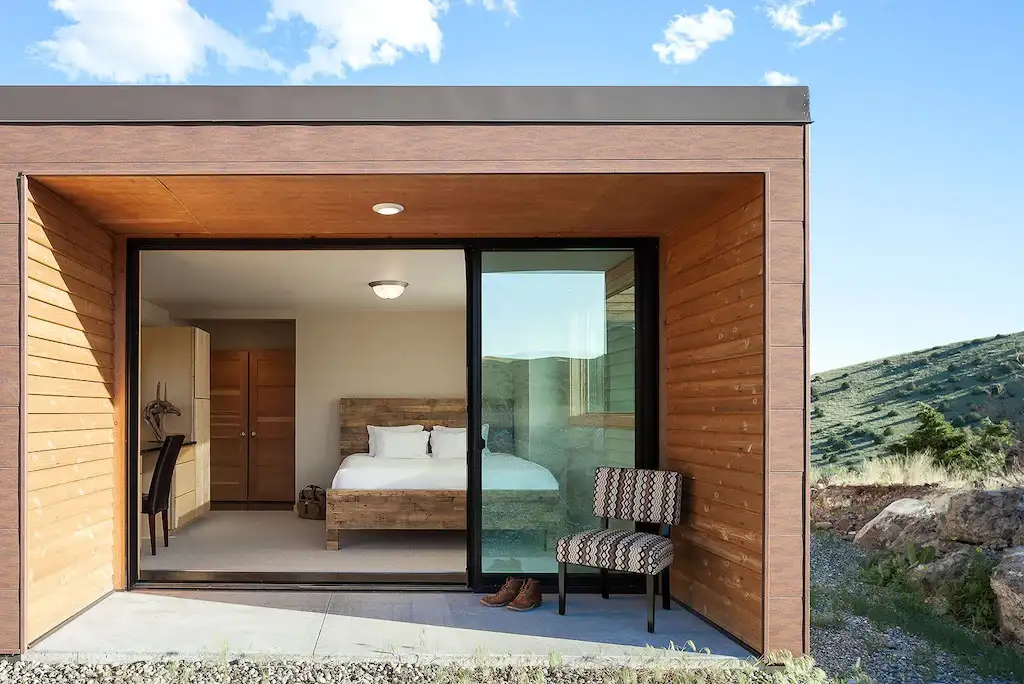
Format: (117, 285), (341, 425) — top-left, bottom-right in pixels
(137, 571), (468, 588)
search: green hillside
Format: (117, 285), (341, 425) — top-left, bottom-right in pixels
(810, 331), (1024, 467)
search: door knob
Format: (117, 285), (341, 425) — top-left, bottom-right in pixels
(239, 432), (245, 437)
(251, 431), (257, 438)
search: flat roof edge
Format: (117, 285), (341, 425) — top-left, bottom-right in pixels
(0, 86), (811, 124)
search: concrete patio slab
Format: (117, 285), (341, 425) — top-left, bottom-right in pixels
(27, 590), (752, 664)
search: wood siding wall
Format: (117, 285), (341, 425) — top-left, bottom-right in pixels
(661, 180), (766, 651)
(0, 172), (20, 655)
(0, 121), (807, 656)
(23, 180), (117, 644)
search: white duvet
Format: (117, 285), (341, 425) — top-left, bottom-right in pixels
(331, 452), (559, 491)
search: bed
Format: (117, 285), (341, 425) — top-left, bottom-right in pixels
(325, 397), (567, 550)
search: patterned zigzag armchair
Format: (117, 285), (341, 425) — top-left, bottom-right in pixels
(555, 466), (684, 633)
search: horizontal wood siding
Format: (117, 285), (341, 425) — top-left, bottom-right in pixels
(661, 179), (766, 652)
(23, 180), (115, 644)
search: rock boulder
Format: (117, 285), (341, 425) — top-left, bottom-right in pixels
(907, 545), (975, 594)
(992, 547), (1024, 644)
(854, 498), (939, 551)
(939, 488), (1024, 550)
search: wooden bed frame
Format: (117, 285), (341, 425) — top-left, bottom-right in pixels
(326, 398), (567, 550)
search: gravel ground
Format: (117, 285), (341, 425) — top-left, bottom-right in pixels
(0, 658), (833, 684)
(810, 533), (1019, 684)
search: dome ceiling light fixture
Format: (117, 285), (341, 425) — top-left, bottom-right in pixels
(372, 202), (405, 216)
(368, 280), (409, 300)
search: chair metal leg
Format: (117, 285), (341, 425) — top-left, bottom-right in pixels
(662, 567), (671, 610)
(148, 514), (156, 556)
(646, 574), (655, 633)
(161, 509), (169, 547)
(600, 568), (609, 599)
(558, 561), (567, 615)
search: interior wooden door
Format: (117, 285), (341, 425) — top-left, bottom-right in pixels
(247, 350), (296, 502)
(210, 350), (249, 502)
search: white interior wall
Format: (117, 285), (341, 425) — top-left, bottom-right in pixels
(295, 310), (466, 494)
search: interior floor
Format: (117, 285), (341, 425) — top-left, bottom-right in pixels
(141, 511), (466, 574)
(29, 590), (751, 661)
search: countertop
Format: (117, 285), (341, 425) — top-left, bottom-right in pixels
(141, 440), (196, 455)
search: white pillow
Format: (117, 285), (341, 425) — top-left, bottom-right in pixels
(430, 429), (467, 460)
(367, 424), (423, 456)
(435, 424), (491, 454)
(375, 429), (430, 459)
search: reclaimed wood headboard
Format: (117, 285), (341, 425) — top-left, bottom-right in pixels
(339, 397), (467, 457)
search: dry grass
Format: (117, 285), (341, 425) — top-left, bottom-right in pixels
(811, 451), (1024, 489)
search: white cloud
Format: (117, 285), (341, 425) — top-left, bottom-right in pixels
(766, 0), (846, 46)
(267, 0), (515, 83)
(466, 0), (518, 15)
(762, 70), (799, 86)
(33, 0), (283, 83)
(653, 6), (735, 65)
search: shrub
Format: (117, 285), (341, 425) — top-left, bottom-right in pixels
(862, 543), (937, 589)
(871, 405), (881, 413)
(947, 363), (957, 372)
(883, 358), (893, 366)
(841, 372), (849, 379)
(888, 405), (1013, 474)
(886, 409), (899, 417)
(971, 357), (983, 367)
(872, 433), (885, 445)
(977, 372), (994, 382)
(810, 386), (819, 401)
(944, 551), (1000, 632)
(990, 383), (1005, 396)
(840, 381), (851, 390)
(812, 406), (824, 418)
(837, 438), (852, 450)
(951, 416), (966, 428)
(883, 426), (894, 436)
(965, 411), (982, 423)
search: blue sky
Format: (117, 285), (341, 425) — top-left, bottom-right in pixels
(2, 1), (1022, 371)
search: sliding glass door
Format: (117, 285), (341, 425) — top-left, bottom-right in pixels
(477, 249), (640, 576)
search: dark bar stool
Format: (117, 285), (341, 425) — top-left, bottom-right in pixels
(142, 434), (186, 556)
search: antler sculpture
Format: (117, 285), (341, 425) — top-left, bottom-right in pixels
(142, 382), (181, 442)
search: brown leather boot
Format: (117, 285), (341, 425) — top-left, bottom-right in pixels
(480, 577), (526, 607)
(507, 578), (543, 612)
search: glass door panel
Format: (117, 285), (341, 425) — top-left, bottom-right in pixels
(479, 250), (636, 575)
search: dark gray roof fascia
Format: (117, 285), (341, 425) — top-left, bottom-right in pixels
(0, 85), (810, 124)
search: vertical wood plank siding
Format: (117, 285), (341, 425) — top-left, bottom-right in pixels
(763, 132), (809, 654)
(660, 180), (767, 651)
(23, 180), (116, 644)
(0, 171), (20, 654)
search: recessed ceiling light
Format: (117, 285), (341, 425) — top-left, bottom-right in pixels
(369, 280), (409, 300)
(372, 202), (404, 216)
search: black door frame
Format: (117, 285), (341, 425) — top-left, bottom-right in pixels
(125, 237), (658, 592)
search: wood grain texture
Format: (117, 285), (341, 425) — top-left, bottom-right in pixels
(660, 180), (766, 653)
(768, 284), (804, 348)
(330, 397), (468, 544)
(338, 397), (466, 457)
(767, 222), (804, 284)
(32, 173), (758, 239)
(23, 179), (116, 645)
(5, 124), (804, 165)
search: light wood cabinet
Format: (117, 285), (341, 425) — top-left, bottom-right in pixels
(140, 326), (211, 536)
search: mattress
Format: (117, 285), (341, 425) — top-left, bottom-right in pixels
(331, 452), (559, 491)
